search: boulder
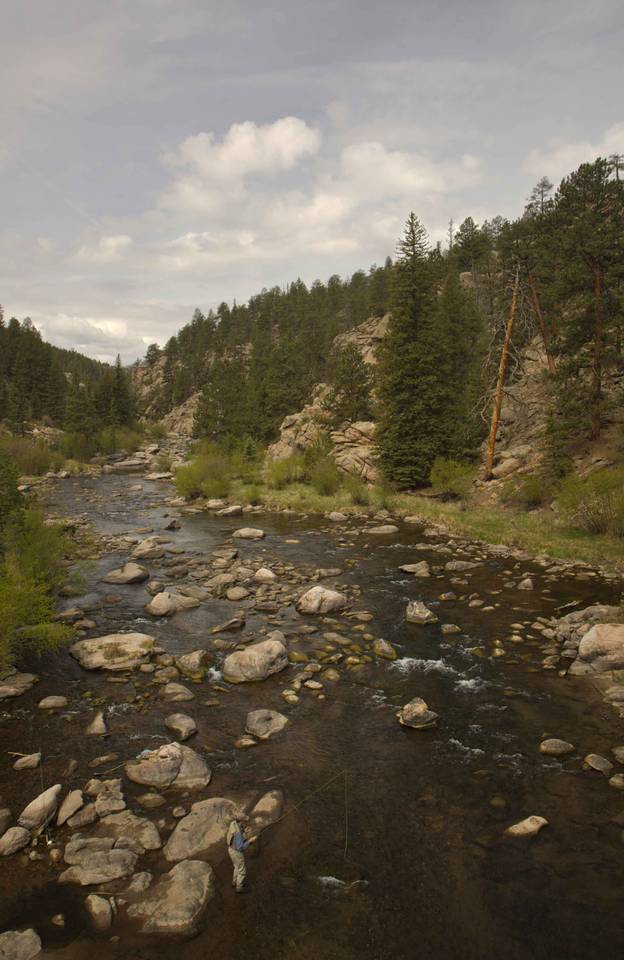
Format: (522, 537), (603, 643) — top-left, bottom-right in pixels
(85, 894), (113, 932)
(232, 528), (265, 540)
(85, 710), (108, 735)
(366, 524), (399, 535)
(162, 682), (195, 703)
(569, 624), (624, 675)
(248, 790), (284, 832)
(92, 778), (126, 817)
(505, 815), (548, 838)
(583, 753), (613, 775)
(165, 713), (197, 741)
(125, 743), (210, 790)
(38, 696), (68, 710)
(96, 811), (162, 851)
(223, 634), (288, 684)
(70, 632), (155, 671)
(296, 586), (348, 615)
(254, 567), (276, 584)
(245, 709), (289, 740)
(539, 739), (575, 757)
(13, 753), (41, 770)
(18, 784), (62, 831)
(216, 505), (243, 516)
(127, 860), (215, 937)
(405, 601), (438, 625)
(491, 457), (522, 479)
(176, 650), (210, 678)
(399, 562), (430, 577)
(0, 929), (41, 959)
(163, 798), (241, 861)
(145, 592), (200, 617)
(102, 562), (149, 584)
(0, 827), (31, 856)
(373, 638), (397, 661)
(60, 843), (138, 885)
(132, 538), (166, 560)
(396, 698), (438, 730)
(57, 790), (84, 827)
(0, 672), (38, 701)
(444, 560), (478, 572)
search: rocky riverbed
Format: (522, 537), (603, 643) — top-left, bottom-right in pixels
(1, 455), (624, 960)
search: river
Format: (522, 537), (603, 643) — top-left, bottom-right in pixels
(1, 472), (623, 960)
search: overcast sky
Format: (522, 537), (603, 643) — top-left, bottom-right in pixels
(1, 0), (623, 363)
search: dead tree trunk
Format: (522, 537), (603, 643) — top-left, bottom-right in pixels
(483, 269), (520, 481)
(527, 271), (556, 375)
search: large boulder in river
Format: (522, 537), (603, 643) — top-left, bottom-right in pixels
(296, 586), (348, 615)
(60, 838), (138, 885)
(102, 562), (149, 584)
(0, 827), (31, 856)
(125, 743), (211, 790)
(396, 698), (438, 730)
(132, 537), (166, 560)
(569, 624), (624, 675)
(95, 811), (162, 851)
(245, 709), (288, 740)
(145, 592), (200, 617)
(0, 672), (38, 701)
(163, 798), (241, 861)
(232, 527), (265, 540)
(18, 784), (62, 831)
(0, 929), (41, 959)
(405, 601), (438, 625)
(70, 633), (155, 671)
(127, 860), (215, 937)
(223, 634), (288, 683)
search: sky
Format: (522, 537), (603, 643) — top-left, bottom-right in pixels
(1, 0), (623, 364)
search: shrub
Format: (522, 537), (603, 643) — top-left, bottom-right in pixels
(343, 475), (370, 506)
(558, 467), (624, 537)
(241, 484), (263, 506)
(0, 437), (64, 476)
(146, 422), (167, 441)
(302, 436), (333, 470)
(371, 478), (397, 511)
(0, 448), (23, 535)
(501, 474), (555, 510)
(154, 453), (173, 472)
(174, 453), (232, 500)
(56, 426), (143, 462)
(309, 457), (342, 497)
(429, 458), (475, 500)
(265, 455), (308, 489)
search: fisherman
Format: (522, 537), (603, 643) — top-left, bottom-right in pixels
(226, 814), (256, 893)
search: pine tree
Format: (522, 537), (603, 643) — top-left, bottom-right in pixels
(323, 344), (373, 426)
(110, 355), (133, 426)
(376, 215), (451, 487)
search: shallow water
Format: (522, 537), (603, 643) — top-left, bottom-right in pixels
(1, 474), (623, 960)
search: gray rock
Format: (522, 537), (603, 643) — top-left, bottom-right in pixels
(583, 753), (614, 774)
(505, 815), (548, 838)
(125, 743), (210, 790)
(60, 844), (138, 885)
(0, 929), (41, 959)
(396, 697), (438, 730)
(163, 798), (241, 861)
(38, 696), (68, 710)
(539, 738), (575, 757)
(102, 562), (149, 584)
(0, 672), (38, 701)
(145, 592), (200, 617)
(444, 560), (478, 572)
(132, 537), (166, 560)
(176, 650), (210, 678)
(372, 638), (397, 660)
(569, 624), (624, 675)
(162, 682), (195, 702)
(13, 753), (41, 770)
(164, 713), (197, 741)
(245, 709), (289, 740)
(85, 710), (108, 735)
(85, 894), (113, 932)
(0, 827), (31, 856)
(57, 790), (84, 826)
(96, 811), (162, 851)
(70, 633), (155, 671)
(223, 633), (288, 683)
(405, 601), (438, 625)
(93, 779), (126, 817)
(232, 527), (265, 539)
(18, 784), (62, 831)
(367, 524), (399, 535)
(127, 860), (215, 937)
(296, 586), (348, 615)
(399, 562), (430, 577)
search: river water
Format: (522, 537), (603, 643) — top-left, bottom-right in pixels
(1, 474), (623, 960)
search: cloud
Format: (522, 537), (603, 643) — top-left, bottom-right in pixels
(74, 234), (133, 263)
(525, 122), (624, 181)
(160, 116), (321, 214)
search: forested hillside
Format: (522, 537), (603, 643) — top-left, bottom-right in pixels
(0, 312), (134, 438)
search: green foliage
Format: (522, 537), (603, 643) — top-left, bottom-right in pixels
(500, 473), (555, 510)
(0, 506), (74, 670)
(0, 448), (23, 536)
(309, 458), (342, 496)
(0, 437), (64, 476)
(56, 426), (143, 462)
(323, 344), (373, 426)
(429, 458), (476, 500)
(343, 475), (370, 506)
(175, 453), (232, 500)
(265, 455), (308, 490)
(371, 478), (397, 511)
(558, 467), (624, 536)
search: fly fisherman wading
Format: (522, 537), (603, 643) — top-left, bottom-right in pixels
(227, 814), (256, 893)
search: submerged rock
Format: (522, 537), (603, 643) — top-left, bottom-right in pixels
(0, 827), (31, 856)
(245, 709), (289, 740)
(296, 586), (348, 615)
(223, 633), (288, 683)
(396, 698), (438, 730)
(165, 713), (197, 741)
(399, 562), (430, 577)
(539, 739), (575, 757)
(13, 753), (41, 771)
(232, 527), (265, 540)
(70, 633), (155, 671)
(372, 638), (397, 660)
(38, 696), (68, 710)
(0, 672), (38, 701)
(85, 894), (113, 932)
(367, 524), (399, 535)
(583, 753), (614, 775)
(127, 860), (215, 937)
